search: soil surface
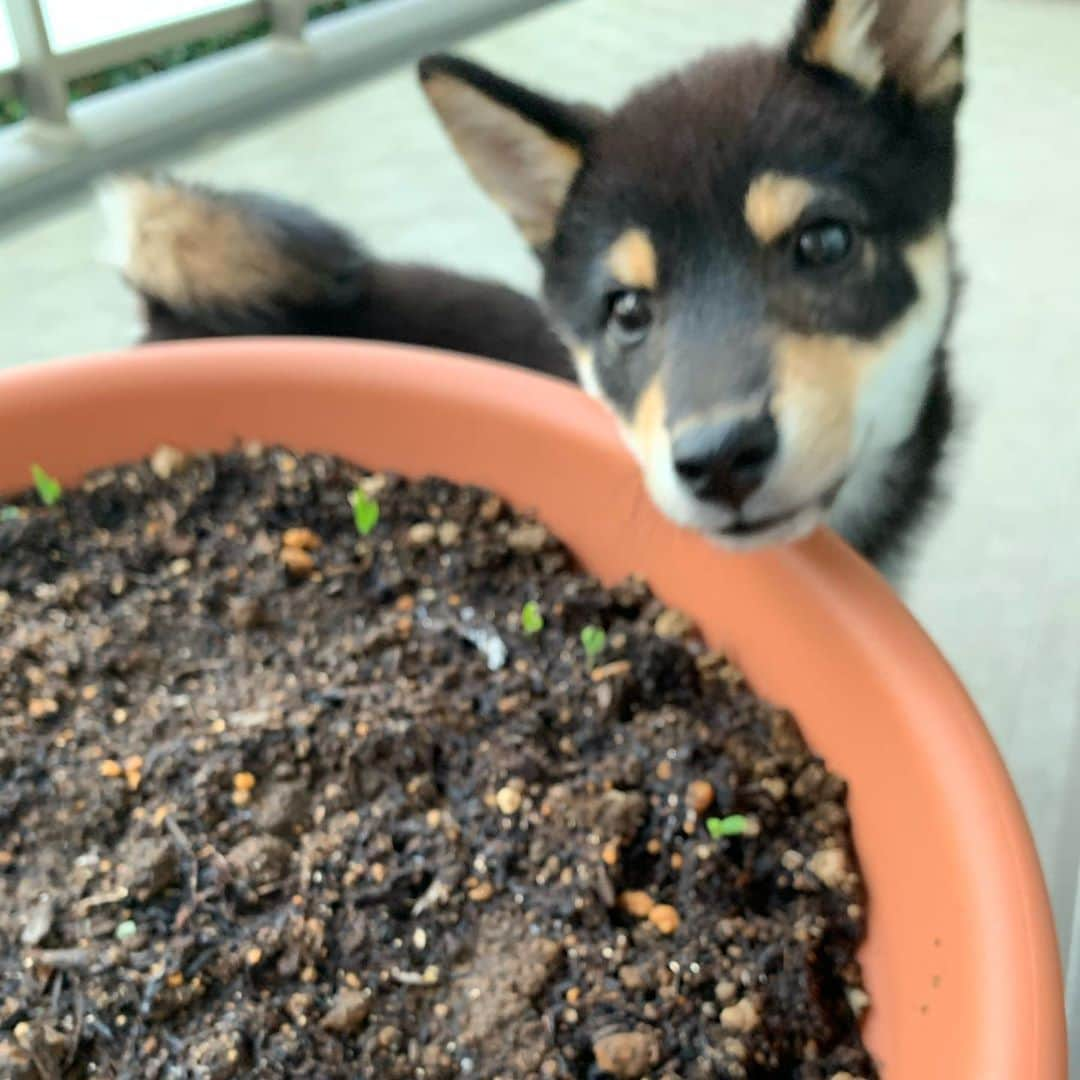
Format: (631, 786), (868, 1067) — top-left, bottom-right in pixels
(0, 447), (877, 1079)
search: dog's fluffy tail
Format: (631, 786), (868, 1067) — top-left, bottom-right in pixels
(98, 174), (574, 379)
(98, 173), (370, 340)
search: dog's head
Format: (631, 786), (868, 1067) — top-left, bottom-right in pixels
(420, 0), (964, 548)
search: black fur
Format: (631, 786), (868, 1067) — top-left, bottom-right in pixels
(541, 45), (957, 430)
(117, 0), (966, 572)
(134, 189), (574, 382)
(418, 54), (599, 154)
(844, 268), (965, 571)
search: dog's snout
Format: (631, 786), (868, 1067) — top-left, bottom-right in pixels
(673, 415), (779, 509)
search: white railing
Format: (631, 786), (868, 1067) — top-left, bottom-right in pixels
(3, 0), (299, 125)
(0, 0), (555, 216)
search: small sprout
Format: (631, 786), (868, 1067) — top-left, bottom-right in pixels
(580, 625), (607, 667)
(707, 814), (750, 839)
(351, 487), (380, 536)
(1, 507), (21, 522)
(114, 919), (137, 942)
(30, 464), (62, 506)
(520, 601), (545, 635)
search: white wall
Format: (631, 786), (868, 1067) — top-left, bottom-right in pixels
(41, 0), (242, 52)
(0, 5), (17, 70)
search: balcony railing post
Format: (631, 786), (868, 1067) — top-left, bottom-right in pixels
(7, 0), (69, 125)
(267, 0), (308, 41)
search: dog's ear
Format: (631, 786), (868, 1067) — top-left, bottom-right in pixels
(419, 54), (602, 248)
(792, 0), (965, 107)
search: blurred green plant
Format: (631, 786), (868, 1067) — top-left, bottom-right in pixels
(520, 601), (545, 635)
(706, 814), (750, 839)
(30, 464), (62, 507)
(1, 1), (378, 126)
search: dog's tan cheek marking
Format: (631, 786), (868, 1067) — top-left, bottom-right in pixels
(803, 0), (884, 92)
(903, 225), (949, 291)
(628, 376), (667, 460)
(606, 229), (657, 291)
(773, 335), (864, 480)
(744, 174), (816, 246)
(773, 224), (950, 481)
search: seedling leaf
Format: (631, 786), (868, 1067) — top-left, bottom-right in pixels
(707, 814), (749, 839)
(114, 919), (137, 941)
(351, 487), (380, 536)
(0, 507), (20, 522)
(31, 464), (62, 507)
(521, 601), (544, 635)
(580, 625), (606, 666)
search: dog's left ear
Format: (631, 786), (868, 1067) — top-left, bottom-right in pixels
(419, 54), (602, 248)
(792, 0), (965, 108)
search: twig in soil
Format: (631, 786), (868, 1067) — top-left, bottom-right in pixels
(592, 864), (616, 909)
(20, 1034), (62, 1080)
(411, 876), (452, 916)
(28, 948), (91, 970)
(66, 980), (86, 1069)
(390, 966), (440, 987)
(140, 970), (165, 1019)
(73, 888), (129, 916)
(170, 658), (229, 684)
(163, 815), (201, 931)
(83, 1012), (115, 1044)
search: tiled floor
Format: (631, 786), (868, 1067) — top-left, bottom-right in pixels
(1, 0), (1078, 1036)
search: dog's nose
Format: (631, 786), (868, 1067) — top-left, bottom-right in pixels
(673, 415), (779, 509)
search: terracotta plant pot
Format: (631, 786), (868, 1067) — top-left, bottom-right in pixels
(0, 339), (1066, 1078)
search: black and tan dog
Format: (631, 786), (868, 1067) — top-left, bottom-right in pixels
(102, 0), (966, 572)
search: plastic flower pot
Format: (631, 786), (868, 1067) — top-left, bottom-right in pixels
(0, 339), (1066, 1078)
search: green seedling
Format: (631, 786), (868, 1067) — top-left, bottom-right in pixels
(580, 625), (607, 667)
(0, 507), (21, 522)
(114, 919), (137, 942)
(707, 814), (750, 840)
(521, 601), (545, 635)
(351, 487), (380, 537)
(30, 464), (62, 507)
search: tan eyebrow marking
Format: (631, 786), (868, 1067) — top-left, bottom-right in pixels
(606, 228), (658, 291)
(744, 173), (817, 245)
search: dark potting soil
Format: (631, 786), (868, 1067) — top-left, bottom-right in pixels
(0, 447), (876, 1079)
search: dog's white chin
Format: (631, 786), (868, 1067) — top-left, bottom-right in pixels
(615, 411), (835, 553)
(638, 444), (827, 552)
(703, 504), (824, 552)
(645, 477), (827, 552)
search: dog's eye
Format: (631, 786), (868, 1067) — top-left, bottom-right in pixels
(607, 290), (653, 345)
(794, 221), (854, 268)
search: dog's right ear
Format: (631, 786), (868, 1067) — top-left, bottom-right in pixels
(791, 0), (965, 108)
(419, 54), (602, 249)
